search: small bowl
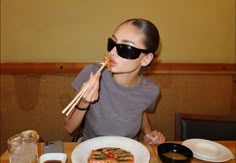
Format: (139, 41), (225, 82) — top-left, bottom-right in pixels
(158, 143), (193, 163)
(39, 153), (67, 163)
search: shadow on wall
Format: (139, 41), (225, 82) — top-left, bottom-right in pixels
(0, 74), (76, 154)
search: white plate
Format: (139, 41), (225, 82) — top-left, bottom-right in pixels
(71, 136), (150, 163)
(40, 153), (67, 163)
(183, 139), (235, 162)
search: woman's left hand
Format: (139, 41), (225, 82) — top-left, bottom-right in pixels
(144, 130), (166, 145)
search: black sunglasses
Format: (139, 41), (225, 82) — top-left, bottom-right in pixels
(107, 38), (150, 60)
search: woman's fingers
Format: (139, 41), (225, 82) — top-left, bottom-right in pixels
(144, 130), (166, 145)
(82, 72), (101, 102)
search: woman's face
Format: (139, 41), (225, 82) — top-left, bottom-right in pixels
(108, 22), (152, 74)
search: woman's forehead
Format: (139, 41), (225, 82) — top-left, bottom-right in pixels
(113, 23), (145, 46)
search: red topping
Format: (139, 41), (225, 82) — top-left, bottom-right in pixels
(107, 152), (114, 158)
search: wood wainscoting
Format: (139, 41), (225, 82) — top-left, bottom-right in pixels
(1, 62), (236, 114)
(0, 62), (235, 154)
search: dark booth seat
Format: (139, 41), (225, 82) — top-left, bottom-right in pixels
(175, 112), (236, 141)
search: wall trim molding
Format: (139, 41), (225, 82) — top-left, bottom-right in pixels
(1, 62), (235, 74)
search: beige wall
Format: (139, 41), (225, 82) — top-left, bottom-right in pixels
(1, 0), (235, 63)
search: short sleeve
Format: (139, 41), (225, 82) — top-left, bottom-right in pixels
(72, 64), (99, 91)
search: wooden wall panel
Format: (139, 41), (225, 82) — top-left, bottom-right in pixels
(0, 73), (234, 154)
(0, 63), (235, 154)
(146, 74), (233, 141)
(0, 74), (76, 154)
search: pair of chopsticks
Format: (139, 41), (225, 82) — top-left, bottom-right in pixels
(62, 57), (110, 116)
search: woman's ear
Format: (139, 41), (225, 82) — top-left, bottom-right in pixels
(141, 53), (154, 66)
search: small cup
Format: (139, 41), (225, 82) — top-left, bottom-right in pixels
(7, 130), (39, 163)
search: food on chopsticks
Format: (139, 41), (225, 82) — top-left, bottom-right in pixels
(104, 55), (110, 64)
(88, 147), (134, 163)
(104, 55), (112, 72)
(61, 55), (110, 116)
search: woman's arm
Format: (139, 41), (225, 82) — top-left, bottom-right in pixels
(142, 111), (166, 144)
(64, 107), (87, 134)
(142, 111), (152, 134)
(64, 71), (101, 134)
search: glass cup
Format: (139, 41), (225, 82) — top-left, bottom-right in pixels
(7, 130), (39, 163)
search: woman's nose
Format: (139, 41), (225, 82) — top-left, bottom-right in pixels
(109, 46), (118, 57)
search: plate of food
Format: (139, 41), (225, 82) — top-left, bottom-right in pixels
(71, 136), (150, 163)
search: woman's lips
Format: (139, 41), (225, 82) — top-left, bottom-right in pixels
(108, 59), (116, 65)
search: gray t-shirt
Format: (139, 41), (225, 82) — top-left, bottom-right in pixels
(72, 64), (160, 141)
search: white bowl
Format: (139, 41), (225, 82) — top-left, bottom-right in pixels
(40, 153), (67, 163)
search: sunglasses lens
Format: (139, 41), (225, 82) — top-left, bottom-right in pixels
(117, 45), (140, 60)
(107, 38), (142, 60)
(107, 38), (116, 52)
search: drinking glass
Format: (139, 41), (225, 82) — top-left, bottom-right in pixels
(7, 130), (39, 163)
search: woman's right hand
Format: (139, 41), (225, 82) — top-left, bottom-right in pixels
(78, 71), (101, 107)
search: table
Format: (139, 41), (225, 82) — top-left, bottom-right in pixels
(1, 141), (235, 163)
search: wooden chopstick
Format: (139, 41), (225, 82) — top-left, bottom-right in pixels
(64, 83), (90, 116)
(62, 57), (110, 116)
(61, 83), (90, 115)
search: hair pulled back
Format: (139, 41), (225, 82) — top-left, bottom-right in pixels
(119, 18), (160, 54)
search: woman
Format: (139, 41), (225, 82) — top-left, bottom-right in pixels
(64, 18), (165, 145)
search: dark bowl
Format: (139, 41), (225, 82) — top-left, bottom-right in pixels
(157, 143), (193, 163)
